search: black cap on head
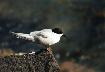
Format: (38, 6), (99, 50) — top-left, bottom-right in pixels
(52, 28), (63, 34)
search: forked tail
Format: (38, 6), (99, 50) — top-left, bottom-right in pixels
(11, 32), (35, 42)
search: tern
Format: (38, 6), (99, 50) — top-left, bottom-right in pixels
(11, 28), (68, 52)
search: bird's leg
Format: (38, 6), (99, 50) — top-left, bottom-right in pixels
(47, 45), (52, 54)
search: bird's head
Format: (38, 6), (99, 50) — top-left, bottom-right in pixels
(52, 28), (63, 34)
(52, 28), (69, 39)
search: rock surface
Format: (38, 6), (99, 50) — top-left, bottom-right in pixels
(0, 50), (60, 72)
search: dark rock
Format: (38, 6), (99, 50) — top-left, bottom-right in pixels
(0, 50), (60, 72)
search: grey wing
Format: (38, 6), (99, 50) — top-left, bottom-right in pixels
(30, 31), (40, 37)
(30, 31), (48, 45)
(36, 29), (52, 38)
(30, 32), (47, 38)
(30, 29), (51, 38)
(36, 32), (48, 38)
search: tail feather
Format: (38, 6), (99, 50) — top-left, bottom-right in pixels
(11, 32), (35, 42)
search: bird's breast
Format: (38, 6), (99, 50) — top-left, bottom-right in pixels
(38, 35), (60, 46)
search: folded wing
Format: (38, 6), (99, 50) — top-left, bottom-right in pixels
(30, 29), (51, 38)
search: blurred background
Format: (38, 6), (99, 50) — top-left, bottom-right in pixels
(0, 0), (105, 72)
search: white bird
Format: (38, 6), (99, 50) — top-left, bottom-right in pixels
(11, 28), (66, 51)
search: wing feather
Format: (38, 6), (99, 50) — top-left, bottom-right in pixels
(11, 32), (35, 42)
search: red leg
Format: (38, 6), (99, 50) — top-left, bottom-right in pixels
(47, 47), (52, 54)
